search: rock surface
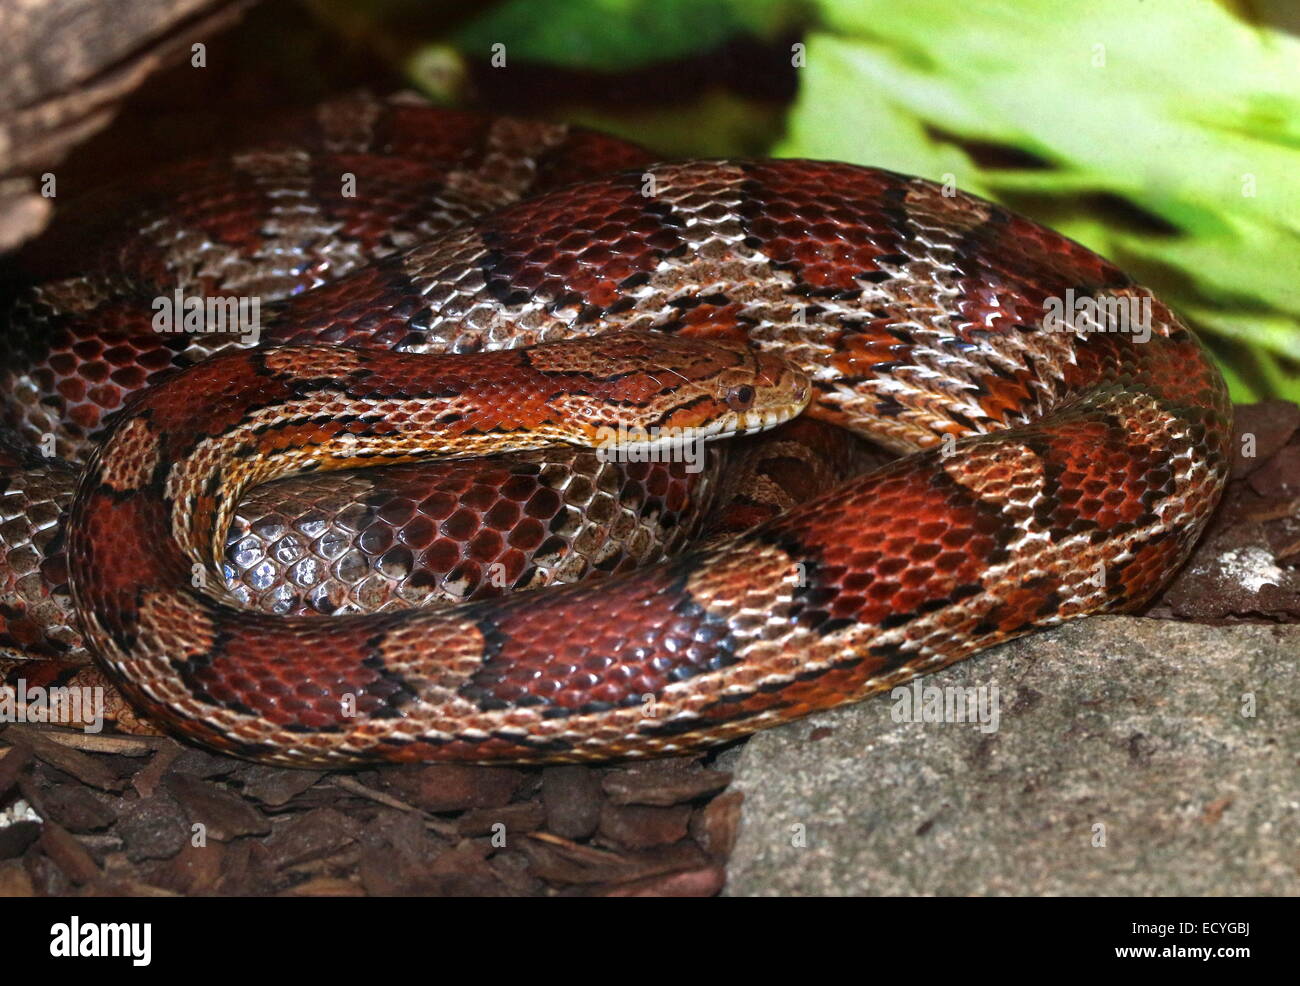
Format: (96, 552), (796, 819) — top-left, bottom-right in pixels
(724, 616), (1299, 896)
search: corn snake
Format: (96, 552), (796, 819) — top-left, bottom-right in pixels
(0, 94), (1232, 764)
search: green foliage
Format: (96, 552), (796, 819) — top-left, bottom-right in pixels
(454, 0), (801, 72)
(779, 0), (1300, 401)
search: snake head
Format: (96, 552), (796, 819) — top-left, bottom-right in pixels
(701, 341), (812, 438)
(538, 331), (811, 450)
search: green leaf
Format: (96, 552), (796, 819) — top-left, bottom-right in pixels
(779, 1), (1300, 400)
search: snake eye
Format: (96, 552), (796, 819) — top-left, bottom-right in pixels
(725, 384), (756, 411)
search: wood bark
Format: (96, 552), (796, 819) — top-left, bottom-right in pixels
(0, 0), (254, 250)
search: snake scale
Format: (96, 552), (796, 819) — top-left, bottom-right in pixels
(0, 94), (1231, 765)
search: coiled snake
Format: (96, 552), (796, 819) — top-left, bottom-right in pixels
(0, 94), (1231, 765)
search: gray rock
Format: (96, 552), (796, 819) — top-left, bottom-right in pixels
(724, 616), (1299, 896)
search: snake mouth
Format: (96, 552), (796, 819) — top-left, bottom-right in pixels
(729, 402), (807, 437)
(690, 401), (809, 446)
(593, 401), (804, 461)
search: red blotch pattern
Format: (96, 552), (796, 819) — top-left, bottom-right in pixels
(738, 161), (903, 293)
(463, 567), (728, 713)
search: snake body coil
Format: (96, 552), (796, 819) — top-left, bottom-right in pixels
(2, 96), (1231, 764)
